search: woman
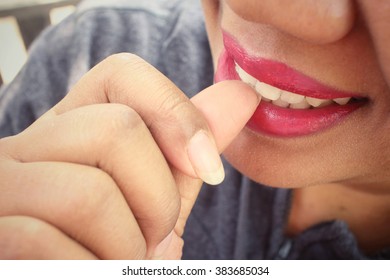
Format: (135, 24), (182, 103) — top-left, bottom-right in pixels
(0, 0), (388, 259)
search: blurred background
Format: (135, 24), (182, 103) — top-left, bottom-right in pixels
(0, 0), (81, 86)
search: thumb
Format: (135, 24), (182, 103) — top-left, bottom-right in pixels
(174, 80), (259, 237)
(192, 80), (260, 153)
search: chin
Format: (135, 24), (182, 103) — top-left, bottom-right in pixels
(222, 129), (355, 189)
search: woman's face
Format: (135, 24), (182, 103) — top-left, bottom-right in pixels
(201, 0), (390, 189)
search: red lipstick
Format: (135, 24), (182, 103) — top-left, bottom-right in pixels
(215, 32), (366, 137)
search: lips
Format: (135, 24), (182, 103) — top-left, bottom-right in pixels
(215, 32), (366, 137)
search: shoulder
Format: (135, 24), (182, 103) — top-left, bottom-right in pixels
(74, 0), (207, 30)
(77, 0), (189, 15)
(22, 0), (209, 90)
(55, 0), (208, 85)
(33, 0), (205, 60)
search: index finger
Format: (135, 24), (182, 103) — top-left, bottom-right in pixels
(174, 81), (260, 237)
(43, 53), (223, 184)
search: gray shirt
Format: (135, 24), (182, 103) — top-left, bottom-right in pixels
(0, 0), (388, 259)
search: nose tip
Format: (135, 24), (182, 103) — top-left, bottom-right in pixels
(302, 0), (356, 44)
(226, 0), (356, 44)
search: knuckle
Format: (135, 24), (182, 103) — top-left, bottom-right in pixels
(107, 104), (144, 134)
(101, 53), (148, 97)
(94, 105), (145, 147)
(105, 53), (143, 67)
(103, 53), (148, 82)
(59, 169), (118, 222)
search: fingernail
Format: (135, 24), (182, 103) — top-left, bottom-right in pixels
(153, 230), (174, 259)
(187, 130), (225, 185)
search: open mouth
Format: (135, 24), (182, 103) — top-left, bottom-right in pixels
(214, 32), (367, 137)
(235, 63), (359, 109)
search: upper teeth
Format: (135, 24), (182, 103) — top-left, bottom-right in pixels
(235, 63), (351, 109)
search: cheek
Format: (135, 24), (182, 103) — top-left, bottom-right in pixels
(202, 0), (224, 68)
(358, 0), (390, 96)
(223, 130), (325, 188)
(225, 0), (355, 44)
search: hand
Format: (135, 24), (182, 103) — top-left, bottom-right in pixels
(0, 54), (258, 259)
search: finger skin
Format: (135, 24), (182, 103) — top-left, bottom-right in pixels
(6, 103), (180, 254)
(191, 81), (260, 153)
(174, 81), (259, 236)
(0, 160), (147, 259)
(0, 216), (97, 260)
(0, 52), (259, 259)
(43, 53), (213, 179)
